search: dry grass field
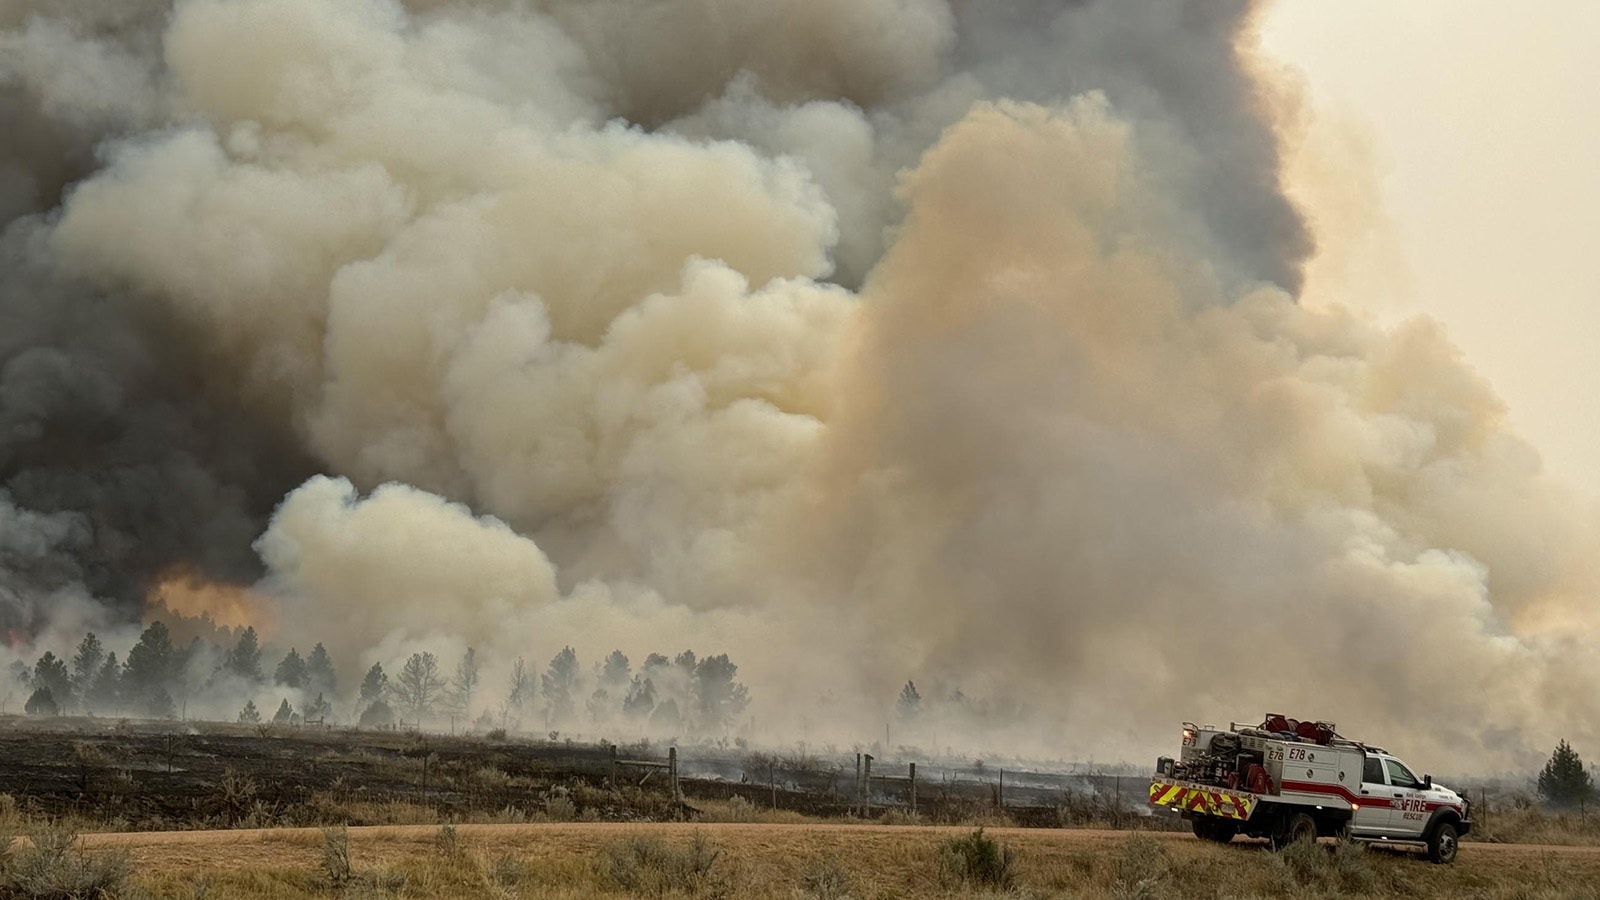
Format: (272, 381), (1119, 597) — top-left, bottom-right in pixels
(34, 822), (1598, 899)
(2, 719), (1597, 898)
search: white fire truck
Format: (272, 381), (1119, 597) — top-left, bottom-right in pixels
(1149, 714), (1472, 864)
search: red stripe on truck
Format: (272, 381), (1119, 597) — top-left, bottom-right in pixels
(1279, 779), (1460, 814)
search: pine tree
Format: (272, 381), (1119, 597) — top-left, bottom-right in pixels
(274, 648), (306, 688)
(273, 698), (294, 724)
(692, 653), (749, 731)
(238, 700), (261, 724)
(303, 692), (332, 722)
(305, 643), (336, 697)
(897, 680), (922, 720)
(25, 687), (59, 716)
(506, 657), (532, 714)
(33, 651), (73, 711)
(623, 676), (656, 720)
(450, 647), (479, 718)
(87, 652), (121, 713)
(1537, 739), (1596, 808)
(226, 627), (264, 683)
(359, 663), (388, 709)
(123, 622), (178, 717)
(541, 647), (580, 724)
(71, 633), (106, 707)
(600, 650), (631, 690)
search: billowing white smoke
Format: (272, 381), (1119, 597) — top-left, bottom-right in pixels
(4, 0), (1596, 769)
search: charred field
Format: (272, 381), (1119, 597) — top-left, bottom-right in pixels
(0, 716), (1168, 833)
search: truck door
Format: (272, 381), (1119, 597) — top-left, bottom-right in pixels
(1352, 754), (1394, 835)
(1384, 758), (1431, 839)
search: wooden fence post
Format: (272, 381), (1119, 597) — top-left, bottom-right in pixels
(909, 762), (917, 816)
(609, 744), (617, 790)
(863, 754), (873, 815)
(669, 747), (680, 804)
(854, 753), (862, 816)
(770, 760), (777, 810)
(998, 769), (1004, 810)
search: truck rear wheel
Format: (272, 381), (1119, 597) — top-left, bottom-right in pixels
(1272, 812), (1317, 850)
(1192, 817), (1237, 843)
(1427, 821), (1459, 864)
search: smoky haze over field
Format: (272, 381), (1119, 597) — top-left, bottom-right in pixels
(2, 0), (1598, 770)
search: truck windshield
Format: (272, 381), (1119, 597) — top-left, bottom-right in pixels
(1384, 758), (1420, 788)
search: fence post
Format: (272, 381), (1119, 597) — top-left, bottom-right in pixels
(998, 769), (1004, 810)
(770, 759), (777, 810)
(863, 754), (873, 815)
(609, 744), (617, 790)
(909, 762), (917, 816)
(854, 753), (862, 816)
(669, 747), (680, 805)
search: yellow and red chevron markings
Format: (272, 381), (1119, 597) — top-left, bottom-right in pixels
(1149, 779), (1256, 821)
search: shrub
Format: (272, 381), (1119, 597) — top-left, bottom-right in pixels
(3, 824), (131, 898)
(800, 857), (853, 900)
(210, 769), (259, 826)
(434, 824), (462, 856)
(1273, 835), (1326, 887)
(938, 828), (1016, 890)
(723, 795), (758, 823)
(321, 825), (351, 887)
(1111, 834), (1169, 900)
(1264, 836), (1381, 894)
(599, 833), (720, 895)
(878, 808), (923, 826)
(489, 854), (532, 887)
(544, 795), (578, 823)
(358, 699), (396, 729)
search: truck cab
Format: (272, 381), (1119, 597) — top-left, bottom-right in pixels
(1353, 750), (1471, 860)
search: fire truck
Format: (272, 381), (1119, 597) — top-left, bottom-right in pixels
(1149, 714), (1471, 864)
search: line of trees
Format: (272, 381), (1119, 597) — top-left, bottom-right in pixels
(352, 646), (750, 735)
(10, 624), (752, 737)
(9, 623), (339, 723)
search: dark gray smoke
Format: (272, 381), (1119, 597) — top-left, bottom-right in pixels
(0, 234), (318, 632)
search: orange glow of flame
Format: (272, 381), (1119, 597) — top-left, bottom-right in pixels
(148, 567), (276, 638)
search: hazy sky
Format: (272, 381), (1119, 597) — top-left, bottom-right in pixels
(1261, 1), (1600, 494)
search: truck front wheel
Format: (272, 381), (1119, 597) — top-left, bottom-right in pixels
(1427, 821), (1459, 864)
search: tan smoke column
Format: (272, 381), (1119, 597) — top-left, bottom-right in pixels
(8, 0), (1598, 769)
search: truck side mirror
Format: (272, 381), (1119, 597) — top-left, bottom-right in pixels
(1423, 774), (1433, 790)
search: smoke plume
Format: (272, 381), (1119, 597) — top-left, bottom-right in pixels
(2, 0), (1596, 770)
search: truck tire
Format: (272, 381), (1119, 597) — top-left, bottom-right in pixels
(1273, 812), (1317, 850)
(1192, 817), (1237, 843)
(1427, 821), (1459, 864)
